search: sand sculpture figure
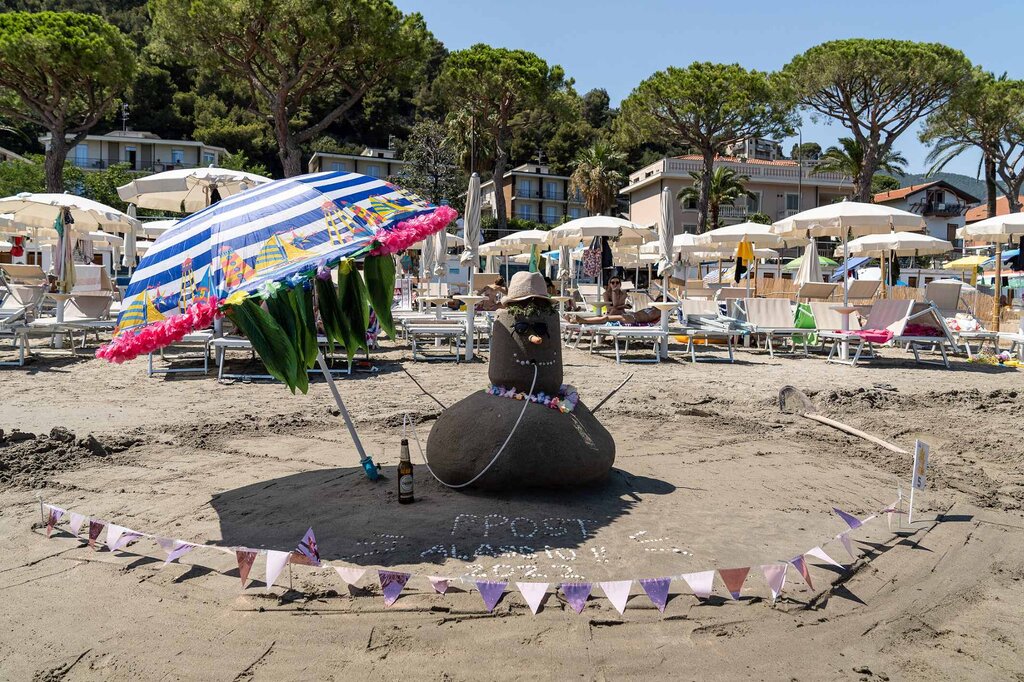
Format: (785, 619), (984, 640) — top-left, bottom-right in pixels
(426, 272), (615, 490)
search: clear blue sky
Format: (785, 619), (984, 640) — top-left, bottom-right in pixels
(396, 0), (1020, 178)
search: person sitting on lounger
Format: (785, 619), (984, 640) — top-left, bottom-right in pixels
(602, 277), (630, 315)
(476, 276), (506, 311)
(578, 297), (664, 325)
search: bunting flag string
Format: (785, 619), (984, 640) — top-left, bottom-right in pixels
(32, 498), (898, 615)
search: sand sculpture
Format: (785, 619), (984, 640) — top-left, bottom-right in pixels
(426, 272), (615, 490)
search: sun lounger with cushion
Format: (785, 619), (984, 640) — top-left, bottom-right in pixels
(819, 299), (955, 368)
(736, 298), (802, 357)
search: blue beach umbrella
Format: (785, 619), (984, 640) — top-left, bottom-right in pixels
(99, 170), (455, 478)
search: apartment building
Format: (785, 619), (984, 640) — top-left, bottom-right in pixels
(873, 181), (979, 246)
(39, 130), (227, 172)
(621, 155), (851, 234)
(307, 147), (405, 178)
(723, 137), (783, 161)
(479, 163), (591, 226)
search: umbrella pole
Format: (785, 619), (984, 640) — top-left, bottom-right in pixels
(993, 241), (1003, 330)
(316, 352), (376, 479)
(841, 224), (850, 361)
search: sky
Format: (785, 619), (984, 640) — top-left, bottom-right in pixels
(395, 0), (1022, 178)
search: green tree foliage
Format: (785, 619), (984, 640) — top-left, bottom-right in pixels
(747, 211), (772, 225)
(0, 11), (135, 191)
(582, 88), (615, 129)
(790, 142), (821, 160)
(569, 141), (626, 216)
(436, 44), (563, 230)
(783, 39), (973, 202)
(920, 71), (1024, 216)
(151, 0), (433, 178)
(871, 174), (902, 195)
(812, 138), (908, 185)
(617, 62), (793, 232)
(392, 119), (465, 208)
(676, 166), (755, 229)
(219, 151), (270, 179)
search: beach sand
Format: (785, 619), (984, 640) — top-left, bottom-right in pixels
(1, 341), (1022, 680)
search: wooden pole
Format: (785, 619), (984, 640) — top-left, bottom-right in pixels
(993, 241), (1003, 330)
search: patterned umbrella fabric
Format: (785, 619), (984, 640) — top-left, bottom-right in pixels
(99, 170), (455, 368)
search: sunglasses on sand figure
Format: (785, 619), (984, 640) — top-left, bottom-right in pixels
(512, 321), (549, 338)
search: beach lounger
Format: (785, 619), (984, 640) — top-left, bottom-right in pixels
(796, 282), (838, 303)
(671, 300), (746, 362)
(997, 317), (1024, 360)
(403, 317), (466, 362)
(213, 335), (357, 380)
(148, 331), (214, 376)
(926, 280), (998, 358)
(589, 324), (668, 364)
(736, 298), (801, 357)
(819, 300), (955, 368)
(844, 279), (880, 302)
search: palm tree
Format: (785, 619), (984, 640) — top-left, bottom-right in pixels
(569, 142), (626, 216)
(677, 166), (755, 231)
(811, 138), (908, 193)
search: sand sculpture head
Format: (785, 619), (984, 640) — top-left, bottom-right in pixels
(488, 272), (563, 395)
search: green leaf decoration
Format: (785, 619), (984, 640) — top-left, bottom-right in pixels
(336, 262), (370, 361)
(265, 293), (308, 394)
(226, 299), (303, 394)
(315, 276), (346, 356)
(363, 254), (397, 339)
(291, 285), (319, 370)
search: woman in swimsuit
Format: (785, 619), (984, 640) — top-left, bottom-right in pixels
(602, 277), (629, 315)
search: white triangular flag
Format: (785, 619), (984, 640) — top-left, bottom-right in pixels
(156, 538), (197, 566)
(106, 524), (141, 552)
(515, 582), (549, 615)
(598, 580), (633, 615)
(760, 563), (787, 603)
(68, 512), (86, 537)
(806, 546), (844, 569)
(837, 532), (856, 560)
(265, 550), (290, 591)
(427, 576), (449, 594)
(680, 570), (715, 600)
(334, 566), (366, 586)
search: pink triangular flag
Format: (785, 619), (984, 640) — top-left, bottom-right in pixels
(68, 512), (86, 537)
(477, 581), (508, 612)
(790, 555), (814, 591)
(44, 505), (64, 538)
(379, 570), (410, 606)
(427, 576), (449, 594)
(88, 520), (105, 549)
(718, 568), (749, 600)
(837, 532), (856, 560)
(832, 507), (863, 530)
(680, 570), (715, 600)
(560, 582), (591, 614)
(598, 580), (632, 615)
(639, 577), (671, 612)
(806, 546), (844, 569)
(516, 582), (549, 615)
(156, 538), (196, 566)
(760, 563), (787, 603)
(265, 550), (291, 591)
(295, 527), (320, 566)
(236, 550), (257, 588)
(335, 566), (366, 586)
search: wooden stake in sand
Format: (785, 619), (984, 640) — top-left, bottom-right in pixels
(778, 385), (908, 455)
(592, 373), (635, 414)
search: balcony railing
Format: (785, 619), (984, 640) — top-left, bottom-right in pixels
(912, 201), (966, 217)
(628, 158), (850, 187)
(67, 157), (201, 172)
(515, 211), (563, 225)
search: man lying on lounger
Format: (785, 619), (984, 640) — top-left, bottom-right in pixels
(577, 296), (665, 325)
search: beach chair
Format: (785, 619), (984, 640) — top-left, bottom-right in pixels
(213, 335), (357, 381)
(926, 280), (999, 358)
(844, 279), (881, 302)
(795, 282), (837, 303)
(589, 324), (669, 364)
(736, 298), (801, 357)
(402, 316), (466, 362)
(997, 317), (1024, 360)
(148, 331), (214, 376)
(819, 300), (955, 368)
(671, 299), (745, 362)
(714, 287), (747, 301)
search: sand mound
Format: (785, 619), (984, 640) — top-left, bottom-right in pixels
(0, 427), (138, 490)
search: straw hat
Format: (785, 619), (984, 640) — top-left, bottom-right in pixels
(503, 271), (550, 303)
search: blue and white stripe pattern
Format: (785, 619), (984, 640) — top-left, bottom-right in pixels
(116, 171), (435, 333)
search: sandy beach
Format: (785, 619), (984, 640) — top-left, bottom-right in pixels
(1, 341), (1022, 681)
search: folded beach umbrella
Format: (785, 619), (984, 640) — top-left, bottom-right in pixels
(97, 171), (455, 475)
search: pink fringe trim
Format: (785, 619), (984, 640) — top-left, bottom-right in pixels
(371, 205), (458, 256)
(96, 297), (223, 364)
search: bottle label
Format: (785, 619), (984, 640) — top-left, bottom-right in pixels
(399, 475), (413, 494)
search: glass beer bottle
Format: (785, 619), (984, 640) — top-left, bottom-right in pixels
(398, 438), (414, 504)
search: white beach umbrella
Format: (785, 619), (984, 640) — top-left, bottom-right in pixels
(955, 214), (1024, 325)
(695, 221), (787, 248)
(407, 233), (463, 250)
(656, 187), (675, 277)
(0, 192), (141, 235)
(546, 215), (653, 247)
(139, 219), (179, 239)
(793, 242), (823, 286)
(116, 167), (270, 213)
(460, 173), (482, 274)
(499, 229), (550, 246)
(836, 232), (953, 258)
(124, 203), (138, 271)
